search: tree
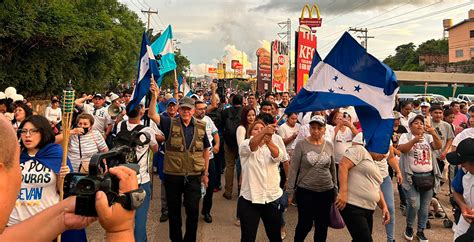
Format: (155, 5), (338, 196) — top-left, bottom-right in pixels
(0, 0), (145, 98)
(417, 39), (448, 55)
(384, 43), (421, 71)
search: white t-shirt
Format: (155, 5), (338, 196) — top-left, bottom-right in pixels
(236, 125), (247, 147)
(333, 127), (354, 164)
(453, 128), (474, 147)
(116, 121), (157, 184)
(82, 103), (113, 136)
(294, 123), (334, 150)
(68, 130), (108, 172)
(400, 112), (417, 130)
(44, 107), (62, 123)
(8, 159), (58, 226)
(399, 133), (434, 173)
(201, 116), (218, 159)
(277, 122), (301, 151)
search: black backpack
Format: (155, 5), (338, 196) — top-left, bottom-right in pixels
(223, 106), (241, 147)
(113, 121), (145, 148)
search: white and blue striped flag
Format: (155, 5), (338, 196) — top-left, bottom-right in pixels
(129, 32), (160, 112)
(286, 32), (399, 154)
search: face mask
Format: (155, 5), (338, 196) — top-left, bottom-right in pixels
(83, 127), (89, 134)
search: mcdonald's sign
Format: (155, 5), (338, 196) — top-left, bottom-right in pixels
(299, 4), (322, 28)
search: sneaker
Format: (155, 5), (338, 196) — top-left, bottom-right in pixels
(281, 231), (287, 240)
(203, 214), (213, 223)
(404, 227), (414, 240)
(160, 213), (169, 222)
(416, 230), (428, 242)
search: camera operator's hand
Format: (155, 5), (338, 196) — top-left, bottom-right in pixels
(62, 196), (97, 230)
(95, 166), (138, 240)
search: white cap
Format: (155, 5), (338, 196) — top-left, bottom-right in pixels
(110, 93), (120, 102)
(420, 102), (430, 107)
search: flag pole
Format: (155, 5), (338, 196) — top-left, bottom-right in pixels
(57, 80), (75, 242)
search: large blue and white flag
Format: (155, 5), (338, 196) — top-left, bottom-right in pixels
(286, 32), (399, 154)
(150, 25), (177, 86)
(129, 32), (160, 112)
(178, 75), (192, 97)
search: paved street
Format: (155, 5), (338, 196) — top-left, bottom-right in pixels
(87, 174), (455, 241)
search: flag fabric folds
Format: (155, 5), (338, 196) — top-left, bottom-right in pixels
(129, 32), (160, 112)
(178, 75), (192, 97)
(150, 25), (177, 86)
(285, 32), (399, 154)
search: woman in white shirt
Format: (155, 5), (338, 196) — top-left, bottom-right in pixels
(329, 110), (358, 170)
(238, 120), (285, 242)
(44, 99), (62, 127)
(398, 114), (442, 242)
(278, 112), (301, 157)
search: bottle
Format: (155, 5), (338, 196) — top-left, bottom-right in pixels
(201, 182), (206, 199)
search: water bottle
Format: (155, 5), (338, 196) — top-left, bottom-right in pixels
(201, 182), (206, 199)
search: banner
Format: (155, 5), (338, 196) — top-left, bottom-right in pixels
(295, 30), (317, 92)
(271, 40), (289, 92)
(256, 48), (271, 93)
(208, 67), (216, 74)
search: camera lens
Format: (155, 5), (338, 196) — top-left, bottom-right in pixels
(76, 178), (99, 195)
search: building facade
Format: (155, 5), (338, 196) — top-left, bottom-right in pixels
(447, 10), (474, 63)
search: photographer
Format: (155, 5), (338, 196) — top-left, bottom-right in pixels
(117, 103), (159, 242)
(0, 114), (137, 241)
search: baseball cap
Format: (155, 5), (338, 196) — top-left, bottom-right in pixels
(190, 94), (200, 99)
(447, 138), (474, 165)
(109, 93), (120, 102)
(166, 98), (178, 107)
(179, 96), (195, 109)
(93, 93), (104, 99)
(408, 114), (424, 126)
(308, 115), (326, 126)
(420, 102), (431, 107)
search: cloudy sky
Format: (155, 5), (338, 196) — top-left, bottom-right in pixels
(122, 0), (473, 76)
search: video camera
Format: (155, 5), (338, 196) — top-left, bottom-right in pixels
(63, 131), (151, 216)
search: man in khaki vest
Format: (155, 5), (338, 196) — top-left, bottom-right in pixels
(149, 81), (210, 242)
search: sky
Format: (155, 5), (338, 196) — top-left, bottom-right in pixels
(122, 0), (473, 76)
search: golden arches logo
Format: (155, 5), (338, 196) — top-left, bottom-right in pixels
(299, 4), (322, 28)
(300, 4), (321, 19)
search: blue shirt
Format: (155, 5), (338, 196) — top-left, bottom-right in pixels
(452, 168), (465, 194)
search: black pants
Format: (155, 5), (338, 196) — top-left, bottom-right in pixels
(340, 204), (375, 242)
(294, 187), (334, 242)
(237, 197), (282, 242)
(202, 158), (216, 215)
(164, 174), (201, 242)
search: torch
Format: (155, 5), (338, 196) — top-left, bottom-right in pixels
(58, 80), (75, 242)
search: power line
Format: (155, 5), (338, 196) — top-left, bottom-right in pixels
(324, 0), (370, 25)
(371, 1), (473, 30)
(353, 0), (412, 27)
(362, 0), (443, 27)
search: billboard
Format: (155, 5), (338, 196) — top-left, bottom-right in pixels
(217, 63), (226, 79)
(299, 4), (322, 28)
(295, 30), (317, 92)
(271, 40), (289, 92)
(246, 69), (256, 76)
(208, 67), (216, 73)
(256, 48), (271, 93)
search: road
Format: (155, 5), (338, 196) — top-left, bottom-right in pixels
(87, 174), (455, 241)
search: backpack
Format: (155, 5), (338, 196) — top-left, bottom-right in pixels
(114, 121), (146, 148)
(223, 106), (241, 147)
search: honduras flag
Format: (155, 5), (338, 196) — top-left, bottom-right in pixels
(286, 32), (399, 154)
(129, 32), (160, 112)
(151, 25), (177, 86)
(178, 75), (192, 97)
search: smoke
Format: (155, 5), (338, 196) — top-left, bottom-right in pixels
(251, 0), (446, 15)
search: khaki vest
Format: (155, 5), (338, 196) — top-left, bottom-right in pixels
(163, 117), (206, 176)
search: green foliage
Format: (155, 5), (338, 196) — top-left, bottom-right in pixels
(0, 0), (145, 98)
(383, 38), (448, 71)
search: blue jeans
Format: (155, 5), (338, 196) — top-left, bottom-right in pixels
(380, 176), (395, 242)
(134, 182), (151, 242)
(403, 184), (433, 231)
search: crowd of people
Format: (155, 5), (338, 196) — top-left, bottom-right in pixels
(0, 79), (474, 242)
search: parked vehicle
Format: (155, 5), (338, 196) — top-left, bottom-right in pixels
(457, 94), (474, 103)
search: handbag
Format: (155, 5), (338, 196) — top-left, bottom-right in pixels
(329, 202), (345, 229)
(412, 172), (434, 191)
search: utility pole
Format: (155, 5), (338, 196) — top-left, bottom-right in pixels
(278, 18), (291, 91)
(141, 8), (158, 31)
(348, 27), (374, 50)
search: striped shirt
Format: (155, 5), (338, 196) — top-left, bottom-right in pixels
(68, 130), (108, 172)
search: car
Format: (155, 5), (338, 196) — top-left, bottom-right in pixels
(397, 93), (418, 102)
(415, 94), (451, 106)
(457, 94), (474, 103)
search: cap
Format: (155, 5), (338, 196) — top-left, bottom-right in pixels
(164, 93), (173, 100)
(110, 93), (120, 102)
(447, 138), (474, 165)
(190, 94), (200, 100)
(166, 98), (178, 107)
(353, 132), (365, 145)
(408, 114), (424, 126)
(421, 102), (431, 107)
(93, 93), (104, 99)
(179, 96), (195, 109)
(308, 115), (326, 126)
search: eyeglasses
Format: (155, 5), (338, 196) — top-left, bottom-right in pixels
(19, 128), (40, 136)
